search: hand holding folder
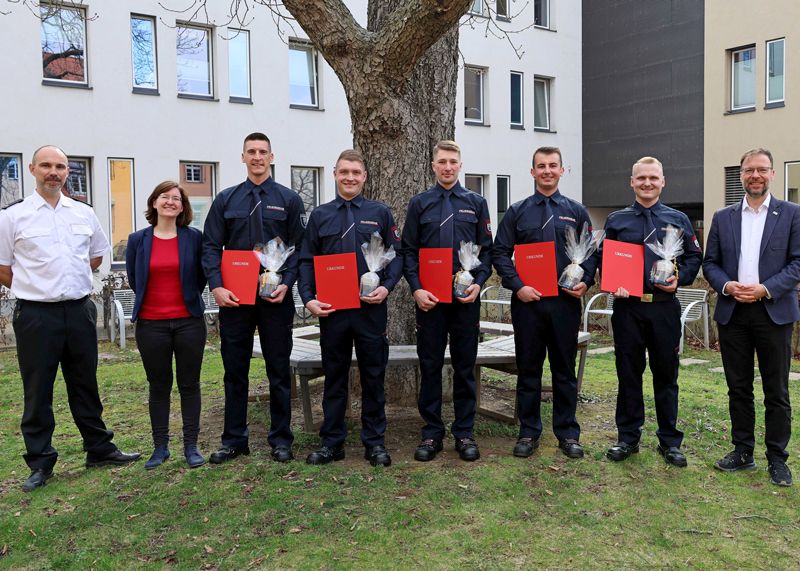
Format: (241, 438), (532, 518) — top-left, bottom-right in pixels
(221, 250), (261, 305)
(513, 242), (558, 297)
(419, 248), (453, 304)
(313, 252), (361, 310)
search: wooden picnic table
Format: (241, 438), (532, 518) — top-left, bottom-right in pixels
(252, 327), (591, 431)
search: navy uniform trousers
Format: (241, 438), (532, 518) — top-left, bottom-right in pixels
(611, 296), (683, 447)
(319, 302), (389, 449)
(416, 299), (481, 440)
(511, 293), (581, 441)
(14, 297), (116, 471)
(219, 295), (294, 450)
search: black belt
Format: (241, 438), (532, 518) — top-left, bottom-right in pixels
(18, 296), (89, 306)
(635, 292), (674, 303)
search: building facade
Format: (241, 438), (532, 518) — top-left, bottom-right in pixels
(0, 0), (581, 271)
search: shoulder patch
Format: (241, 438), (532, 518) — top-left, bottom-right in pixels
(300, 213), (308, 228)
(392, 225), (401, 241)
(1, 198), (23, 210)
(484, 219), (492, 236)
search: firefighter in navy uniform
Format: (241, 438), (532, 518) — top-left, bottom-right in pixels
(298, 149), (402, 467)
(492, 146), (598, 460)
(202, 132), (305, 464)
(599, 157), (702, 467)
(401, 140), (493, 462)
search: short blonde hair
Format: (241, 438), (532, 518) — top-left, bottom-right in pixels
(433, 140), (461, 160)
(631, 156), (663, 176)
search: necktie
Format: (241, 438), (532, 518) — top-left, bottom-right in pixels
(341, 201), (357, 253)
(440, 191), (454, 248)
(250, 186), (265, 247)
(642, 208), (658, 287)
(542, 197), (556, 242)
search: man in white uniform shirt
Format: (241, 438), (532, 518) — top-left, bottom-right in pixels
(703, 148), (800, 487)
(0, 145), (141, 492)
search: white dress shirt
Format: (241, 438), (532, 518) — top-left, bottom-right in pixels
(0, 192), (110, 301)
(738, 193), (771, 285)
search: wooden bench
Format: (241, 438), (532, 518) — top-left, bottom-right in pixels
(479, 285), (513, 321)
(252, 326), (591, 430)
(582, 287), (709, 353)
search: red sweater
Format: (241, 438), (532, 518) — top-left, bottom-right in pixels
(139, 236), (191, 320)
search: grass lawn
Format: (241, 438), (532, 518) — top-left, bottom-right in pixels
(0, 333), (797, 570)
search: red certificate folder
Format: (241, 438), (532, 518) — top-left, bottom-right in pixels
(313, 252), (360, 310)
(600, 239), (644, 297)
(419, 248), (453, 303)
(514, 242), (558, 297)
(221, 250), (260, 305)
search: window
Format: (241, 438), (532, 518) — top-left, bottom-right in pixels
(289, 42), (319, 108)
(228, 29), (251, 101)
(465, 174), (485, 196)
(534, 76), (551, 130)
(40, 3), (87, 85)
(130, 15), (158, 92)
(731, 46), (756, 110)
(176, 24), (213, 97)
(469, 0), (484, 16)
(510, 71), (524, 127)
(766, 38), (785, 105)
(64, 157), (91, 202)
(291, 167), (320, 214)
(179, 161), (216, 229)
(496, 0), (510, 19)
(465, 67), (485, 124)
(724, 166), (744, 206)
(497, 175), (510, 222)
(534, 0), (549, 28)
(0, 154), (23, 207)
(108, 159), (134, 264)
(786, 162), (800, 204)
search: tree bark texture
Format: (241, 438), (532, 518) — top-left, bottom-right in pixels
(282, 0), (471, 404)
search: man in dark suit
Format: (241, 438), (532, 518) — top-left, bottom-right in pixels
(703, 148), (800, 487)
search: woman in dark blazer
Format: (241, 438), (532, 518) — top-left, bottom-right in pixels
(126, 181), (207, 469)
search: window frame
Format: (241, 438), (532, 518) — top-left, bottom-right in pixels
(510, 71), (524, 128)
(291, 166), (321, 213)
(730, 45), (756, 111)
(496, 0), (510, 20)
(533, 76), (551, 131)
(107, 158), (136, 266)
(766, 38), (785, 106)
(464, 66), (486, 125)
(184, 163), (203, 183)
(468, 0), (485, 16)
(784, 161), (800, 204)
(176, 22), (214, 99)
(534, 0), (550, 29)
(130, 13), (159, 94)
(40, 3), (89, 87)
(63, 157), (92, 203)
(464, 174), (485, 197)
(497, 175), (510, 222)
(0, 153), (24, 207)
(227, 28), (252, 102)
(179, 161), (217, 230)
(288, 40), (320, 109)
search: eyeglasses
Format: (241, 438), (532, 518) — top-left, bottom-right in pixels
(158, 195), (183, 203)
(741, 167), (772, 176)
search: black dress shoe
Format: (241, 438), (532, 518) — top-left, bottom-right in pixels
(512, 437), (540, 458)
(209, 446), (250, 465)
(606, 442), (639, 462)
(714, 450), (757, 472)
(22, 469), (53, 492)
(414, 439), (443, 462)
(364, 445), (392, 467)
(559, 439), (585, 459)
(657, 445), (687, 467)
(86, 450), (142, 468)
(768, 459), (793, 487)
(306, 445), (345, 465)
(455, 437), (480, 462)
(271, 446), (294, 463)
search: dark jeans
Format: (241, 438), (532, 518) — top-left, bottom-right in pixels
(416, 299), (481, 440)
(718, 302), (792, 461)
(135, 316), (206, 447)
(13, 297), (116, 471)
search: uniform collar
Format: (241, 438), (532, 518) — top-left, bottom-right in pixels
(632, 200), (664, 216)
(31, 190), (72, 210)
(335, 193), (364, 209)
(244, 177), (273, 194)
(533, 189), (562, 206)
(435, 181), (467, 198)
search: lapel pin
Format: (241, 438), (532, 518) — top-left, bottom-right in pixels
(773, 211), (779, 216)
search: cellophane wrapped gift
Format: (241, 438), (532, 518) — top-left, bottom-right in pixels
(557, 223), (605, 289)
(359, 232), (396, 296)
(454, 241), (482, 298)
(254, 238), (295, 297)
(646, 224), (684, 286)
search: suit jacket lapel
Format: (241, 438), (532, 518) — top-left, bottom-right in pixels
(759, 197), (780, 257)
(730, 203), (742, 279)
(177, 226), (188, 287)
(142, 226), (154, 286)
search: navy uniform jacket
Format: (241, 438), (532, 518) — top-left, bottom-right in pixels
(493, 190), (598, 292)
(601, 201), (702, 293)
(401, 182), (493, 291)
(126, 225), (206, 321)
(298, 194), (402, 305)
(202, 177), (305, 290)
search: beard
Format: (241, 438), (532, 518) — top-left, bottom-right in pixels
(744, 179), (769, 198)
